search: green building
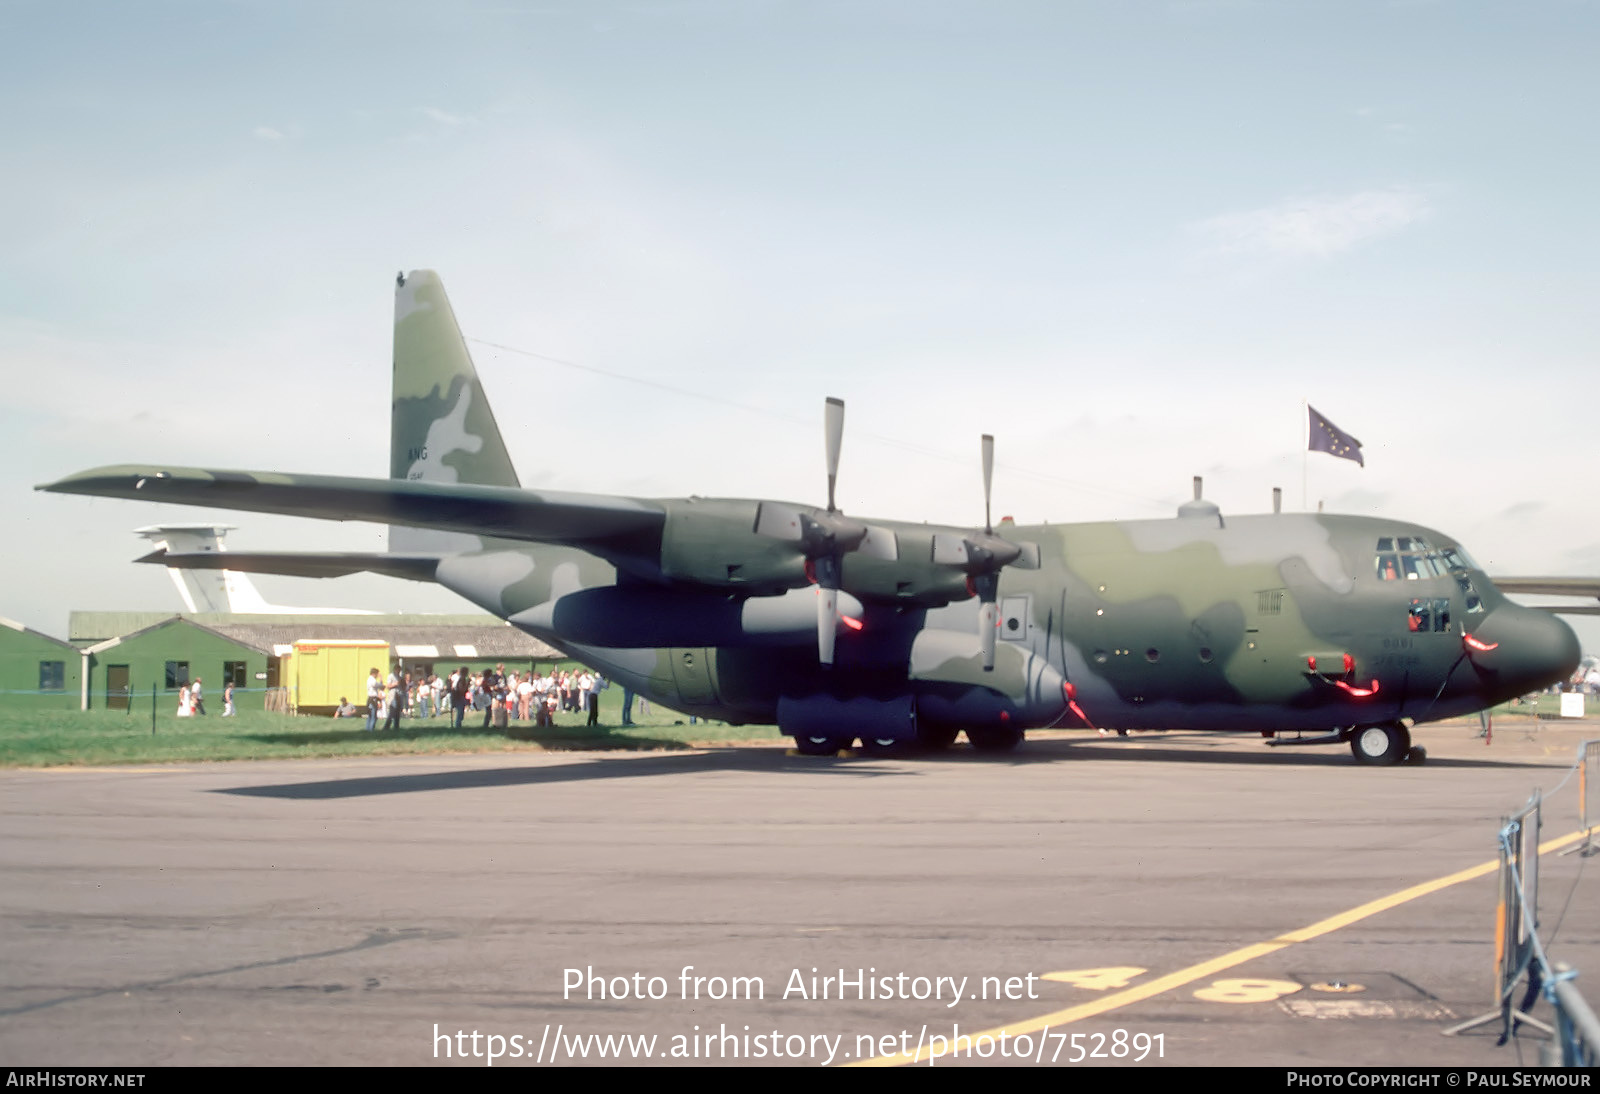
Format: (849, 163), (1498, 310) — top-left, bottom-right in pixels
(80, 617), (272, 713)
(0, 616), (82, 710)
(0, 610), (562, 713)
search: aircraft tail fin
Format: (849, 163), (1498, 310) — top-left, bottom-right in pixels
(390, 270), (520, 554)
(135, 524), (274, 613)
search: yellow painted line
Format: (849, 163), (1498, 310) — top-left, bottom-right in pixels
(852, 828), (1586, 1067)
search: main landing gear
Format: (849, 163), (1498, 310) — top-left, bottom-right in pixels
(789, 723), (1021, 756)
(965, 725), (1025, 753)
(1348, 722), (1426, 766)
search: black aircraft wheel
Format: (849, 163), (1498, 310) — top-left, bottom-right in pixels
(860, 736), (915, 758)
(916, 725), (960, 751)
(1406, 745), (1427, 765)
(793, 735), (850, 756)
(966, 725), (1025, 753)
(1350, 723), (1410, 766)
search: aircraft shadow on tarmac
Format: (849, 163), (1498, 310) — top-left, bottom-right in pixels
(1029, 736), (1561, 771)
(237, 725), (695, 751)
(214, 735), (1559, 800)
(215, 747), (918, 799)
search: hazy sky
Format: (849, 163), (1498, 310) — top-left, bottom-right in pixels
(4, 1), (1596, 651)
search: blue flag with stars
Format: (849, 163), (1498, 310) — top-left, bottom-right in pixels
(1308, 405), (1363, 466)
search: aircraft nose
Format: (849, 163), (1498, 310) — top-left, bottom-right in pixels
(1467, 605), (1582, 701)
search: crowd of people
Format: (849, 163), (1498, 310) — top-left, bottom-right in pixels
(345, 664), (614, 731)
(175, 677), (234, 717)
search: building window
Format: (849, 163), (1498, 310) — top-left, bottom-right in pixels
(223, 661), (247, 688)
(39, 662), (65, 691)
(165, 661), (190, 690)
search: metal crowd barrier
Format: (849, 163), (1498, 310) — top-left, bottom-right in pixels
(1444, 741), (1600, 1065)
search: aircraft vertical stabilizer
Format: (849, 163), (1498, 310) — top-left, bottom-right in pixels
(135, 525), (236, 612)
(133, 525), (380, 614)
(390, 270), (520, 554)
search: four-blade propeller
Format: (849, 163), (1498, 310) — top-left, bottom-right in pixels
(930, 433), (1039, 670)
(753, 398), (896, 665)
(758, 400), (1037, 670)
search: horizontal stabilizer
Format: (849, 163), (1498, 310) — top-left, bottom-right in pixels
(137, 549), (442, 583)
(40, 466), (666, 559)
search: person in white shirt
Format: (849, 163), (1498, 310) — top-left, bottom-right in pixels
(585, 672), (604, 726)
(517, 674), (534, 721)
(365, 667), (382, 731)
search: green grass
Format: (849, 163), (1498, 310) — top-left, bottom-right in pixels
(0, 690), (782, 768)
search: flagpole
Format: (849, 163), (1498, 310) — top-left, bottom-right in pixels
(1301, 398), (1308, 511)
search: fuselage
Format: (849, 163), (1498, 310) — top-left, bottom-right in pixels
(431, 506), (1581, 741)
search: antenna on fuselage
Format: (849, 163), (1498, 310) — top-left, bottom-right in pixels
(1177, 476), (1223, 528)
(1273, 487), (1282, 514)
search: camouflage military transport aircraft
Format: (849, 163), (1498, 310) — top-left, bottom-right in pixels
(40, 271), (1585, 765)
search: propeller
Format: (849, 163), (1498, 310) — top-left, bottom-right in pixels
(752, 397), (896, 665)
(930, 433), (1040, 671)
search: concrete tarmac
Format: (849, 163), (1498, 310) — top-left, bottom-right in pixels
(2, 720), (1596, 1068)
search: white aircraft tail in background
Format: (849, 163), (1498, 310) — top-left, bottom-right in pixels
(133, 525), (376, 615)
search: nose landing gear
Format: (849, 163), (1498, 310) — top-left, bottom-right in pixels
(1349, 722), (1424, 766)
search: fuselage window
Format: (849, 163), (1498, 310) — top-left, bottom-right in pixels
(1376, 553), (1401, 581)
(1408, 597), (1452, 633)
(1408, 598), (1430, 632)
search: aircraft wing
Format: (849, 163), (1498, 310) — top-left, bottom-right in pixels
(39, 465), (666, 559)
(136, 548), (443, 583)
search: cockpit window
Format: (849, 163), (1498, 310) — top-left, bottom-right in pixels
(1377, 537), (1484, 610)
(1440, 545), (1480, 572)
(1376, 536), (1447, 581)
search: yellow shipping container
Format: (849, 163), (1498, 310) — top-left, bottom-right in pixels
(283, 639), (390, 714)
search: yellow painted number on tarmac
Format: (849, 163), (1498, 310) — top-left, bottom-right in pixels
(1193, 978), (1302, 1004)
(1041, 967), (1148, 991)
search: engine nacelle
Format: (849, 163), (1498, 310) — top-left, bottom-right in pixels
(510, 585), (864, 648)
(658, 498), (807, 591)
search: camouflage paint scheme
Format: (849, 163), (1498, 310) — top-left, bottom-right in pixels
(40, 272), (1582, 762)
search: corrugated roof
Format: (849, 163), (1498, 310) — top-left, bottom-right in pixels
(83, 615), (274, 656)
(206, 622), (557, 659)
(64, 611), (560, 660)
(0, 616), (80, 652)
(70, 610), (532, 640)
